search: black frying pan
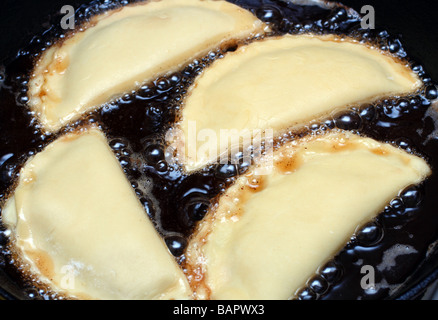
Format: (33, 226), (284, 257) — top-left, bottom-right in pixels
(0, 0), (437, 300)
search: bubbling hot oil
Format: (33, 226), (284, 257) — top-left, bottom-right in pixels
(0, 0), (437, 300)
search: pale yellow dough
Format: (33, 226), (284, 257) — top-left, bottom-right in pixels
(28, 0), (265, 131)
(178, 34), (422, 172)
(2, 128), (192, 300)
(184, 131), (431, 300)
